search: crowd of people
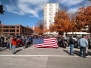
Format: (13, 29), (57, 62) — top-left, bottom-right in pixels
(0, 35), (33, 54)
(0, 35), (48, 54)
(57, 34), (91, 58)
(0, 34), (91, 58)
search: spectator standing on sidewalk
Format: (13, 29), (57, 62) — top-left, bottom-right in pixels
(0, 36), (1, 51)
(78, 34), (88, 58)
(12, 36), (17, 54)
(9, 36), (13, 49)
(69, 35), (75, 55)
(6, 36), (10, 49)
(85, 35), (89, 56)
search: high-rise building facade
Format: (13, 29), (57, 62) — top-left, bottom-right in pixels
(43, 3), (59, 34)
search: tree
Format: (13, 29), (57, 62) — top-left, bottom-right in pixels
(36, 20), (44, 29)
(49, 10), (76, 34)
(35, 20), (44, 35)
(33, 26), (42, 35)
(75, 6), (86, 31)
(75, 6), (91, 32)
(85, 6), (91, 32)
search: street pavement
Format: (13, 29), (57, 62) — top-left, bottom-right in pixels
(0, 46), (91, 68)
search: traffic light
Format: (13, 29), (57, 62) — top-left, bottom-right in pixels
(0, 5), (4, 14)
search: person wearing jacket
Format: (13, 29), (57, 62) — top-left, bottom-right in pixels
(78, 34), (88, 58)
(12, 36), (17, 54)
(69, 35), (75, 55)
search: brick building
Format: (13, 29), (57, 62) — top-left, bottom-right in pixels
(0, 22), (33, 36)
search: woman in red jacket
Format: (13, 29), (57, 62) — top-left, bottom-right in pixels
(12, 36), (17, 54)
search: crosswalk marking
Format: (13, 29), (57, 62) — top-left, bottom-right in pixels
(0, 55), (91, 57)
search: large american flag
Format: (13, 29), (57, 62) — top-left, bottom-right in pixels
(34, 38), (58, 48)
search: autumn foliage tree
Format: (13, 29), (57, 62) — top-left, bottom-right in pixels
(75, 6), (91, 32)
(34, 20), (44, 35)
(85, 6), (91, 32)
(49, 10), (76, 34)
(75, 6), (86, 31)
(34, 26), (43, 35)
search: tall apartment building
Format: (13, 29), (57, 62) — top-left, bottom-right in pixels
(43, 3), (59, 34)
(0, 23), (33, 36)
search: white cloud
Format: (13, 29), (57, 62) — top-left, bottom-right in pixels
(5, 0), (20, 15)
(5, 5), (19, 14)
(57, 0), (85, 14)
(5, 0), (49, 18)
(17, 3), (39, 17)
(58, 0), (84, 6)
(17, 0), (49, 17)
(67, 0), (91, 13)
(18, 0), (48, 5)
(68, 7), (79, 13)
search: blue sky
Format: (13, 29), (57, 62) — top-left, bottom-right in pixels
(0, 0), (90, 27)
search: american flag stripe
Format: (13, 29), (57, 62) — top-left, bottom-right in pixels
(43, 42), (57, 45)
(44, 40), (56, 43)
(34, 38), (58, 48)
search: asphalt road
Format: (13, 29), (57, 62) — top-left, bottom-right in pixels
(0, 46), (91, 68)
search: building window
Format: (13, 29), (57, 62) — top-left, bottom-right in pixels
(44, 12), (46, 15)
(49, 8), (53, 11)
(44, 20), (47, 23)
(56, 8), (58, 12)
(3, 33), (8, 36)
(0, 29), (2, 32)
(56, 4), (58, 6)
(17, 26), (19, 28)
(0, 26), (2, 28)
(17, 30), (19, 32)
(10, 26), (15, 28)
(49, 12), (53, 16)
(44, 18), (46, 21)
(4, 26), (9, 28)
(10, 30), (15, 32)
(44, 22), (47, 25)
(4, 30), (9, 32)
(44, 8), (47, 10)
(10, 33), (15, 35)
(16, 33), (19, 35)
(44, 15), (47, 17)
(49, 4), (53, 6)
(49, 19), (53, 23)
